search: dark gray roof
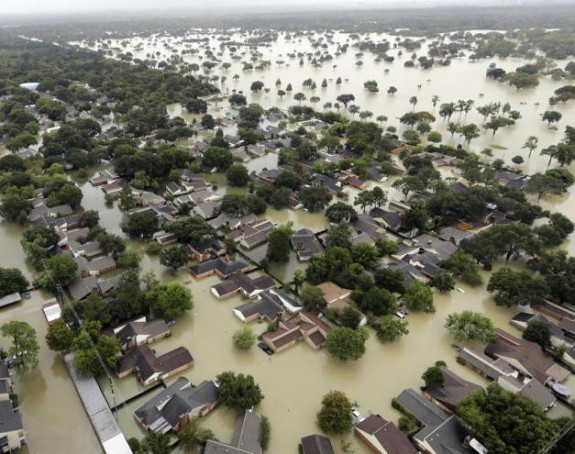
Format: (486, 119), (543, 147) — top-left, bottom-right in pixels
(0, 401), (23, 433)
(134, 378), (218, 433)
(204, 440), (252, 454)
(395, 389), (448, 427)
(416, 416), (471, 454)
(234, 293), (285, 321)
(231, 410), (262, 454)
(301, 434), (334, 454)
(190, 258), (248, 277)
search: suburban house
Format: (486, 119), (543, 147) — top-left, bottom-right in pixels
(290, 229), (323, 261)
(301, 434), (334, 454)
(188, 237), (226, 262)
(457, 347), (556, 411)
(316, 282), (367, 327)
(133, 377), (219, 433)
(211, 273), (278, 300)
(113, 318), (170, 351)
(209, 213), (258, 231)
(538, 300), (575, 321)
(395, 389), (475, 454)
(510, 312), (571, 348)
(263, 312), (332, 353)
(0, 293), (22, 310)
(117, 345), (194, 386)
(422, 367), (482, 414)
(370, 208), (402, 233)
(354, 414), (416, 454)
(204, 410), (263, 454)
(190, 258), (250, 279)
(0, 365), (12, 401)
(42, 299), (62, 323)
(225, 219), (275, 250)
(0, 400), (26, 452)
(485, 329), (570, 385)
(233, 291), (286, 323)
(153, 231), (177, 246)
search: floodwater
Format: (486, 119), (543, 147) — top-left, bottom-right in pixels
(0, 29), (574, 453)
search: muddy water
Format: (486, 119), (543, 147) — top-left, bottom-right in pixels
(0, 30), (574, 453)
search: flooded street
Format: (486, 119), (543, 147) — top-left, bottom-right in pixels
(1, 29), (575, 453)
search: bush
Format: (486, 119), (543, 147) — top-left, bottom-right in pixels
(233, 326), (256, 351)
(259, 416), (271, 450)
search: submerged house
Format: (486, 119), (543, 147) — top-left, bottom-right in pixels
(290, 229), (323, 261)
(211, 273), (278, 300)
(190, 258), (249, 279)
(233, 291), (286, 323)
(0, 400), (26, 452)
(117, 345), (194, 386)
(263, 312), (332, 353)
(204, 410), (263, 454)
(113, 318), (170, 351)
(134, 377), (219, 433)
(422, 367), (482, 414)
(301, 435), (334, 454)
(354, 414), (416, 454)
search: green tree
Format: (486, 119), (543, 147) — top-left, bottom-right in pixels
(226, 164), (250, 187)
(232, 326), (256, 351)
(1, 321), (39, 373)
(216, 371), (264, 410)
(487, 268), (548, 307)
(117, 249), (141, 269)
(542, 110), (562, 126)
(45, 319), (74, 352)
(523, 321), (551, 350)
(403, 282), (434, 313)
(373, 316), (409, 343)
(325, 327), (369, 361)
(78, 210), (100, 228)
(445, 311), (496, 344)
(146, 283), (193, 319)
(339, 306), (362, 330)
(160, 244), (189, 271)
(0, 268), (29, 298)
(317, 391), (352, 434)
(37, 254), (78, 291)
(266, 223), (294, 263)
(122, 211), (159, 239)
(177, 420), (216, 452)
(422, 365), (444, 389)
(140, 431), (171, 454)
(458, 384), (557, 453)
(430, 273), (455, 292)
(300, 287), (327, 313)
(168, 216), (215, 245)
(119, 186), (137, 211)
(326, 202), (358, 224)
(201, 147), (234, 171)
(298, 187), (332, 212)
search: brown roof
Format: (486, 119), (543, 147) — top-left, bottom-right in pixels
(424, 367), (481, 411)
(270, 329), (303, 349)
(307, 331), (327, 348)
(355, 415), (417, 454)
(316, 282), (351, 304)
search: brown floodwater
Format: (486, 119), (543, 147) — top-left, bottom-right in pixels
(1, 29), (574, 453)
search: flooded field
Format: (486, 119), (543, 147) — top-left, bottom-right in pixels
(1, 28), (575, 453)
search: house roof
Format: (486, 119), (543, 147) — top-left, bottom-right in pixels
(316, 282), (351, 304)
(114, 320), (169, 346)
(458, 347), (515, 381)
(204, 440), (253, 454)
(118, 345), (192, 383)
(68, 276), (98, 301)
(0, 400), (23, 433)
(395, 389), (449, 428)
(416, 415), (471, 454)
(190, 258), (248, 278)
(290, 229), (323, 259)
(371, 207), (402, 231)
(301, 434), (334, 454)
(425, 367), (481, 410)
(486, 329), (569, 384)
(234, 292), (285, 322)
(355, 415), (416, 454)
(231, 410), (262, 454)
(134, 377), (218, 433)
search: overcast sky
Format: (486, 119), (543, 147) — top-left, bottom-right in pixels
(0, 0), (553, 15)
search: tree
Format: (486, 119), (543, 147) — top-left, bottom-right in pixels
(300, 287), (327, 313)
(403, 282), (434, 313)
(0, 268), (29, 298)
(458, 123), (480, 145)
(428, 131), (442, 144)
(294, 92), (306, 103)
(37, 254), (78, 291)
(45, 319), (74, 352)
(229, 93), (247, 107)
(201, 114), (215, 130)
(400, 200), (429, 232)
(122, 211), (159, 239)
(422, 365), (444, 389)
(523, 321), (551, 350)
(202, 147), (234, 171)
(445, 311), (496, 344)
(409, 96), (418, 109)
(79, 210), (100, 228)
(336, 94), (355, 107)
(177, 420), (215, 452)
(542, 110), (562, 126)
(458, 384), (557, 453)
(250, 81), (264, 92)
(326, 202), (358, 224)
(526, 169), (575, 200)
(118, 186), (137, 211)
(503, 72), (539, 90)
(298, 187), (332, 212)
(233, 326), (256, 351)
(339, 306), (362, 330)
(267, 223), (294, 263)
(226, 164), (250, 187)
(387, 86), (397, 95)
(1, 321), (39, 373)
(317, 391), (353, 434)
(216, 371), (263, 410)
(522, 136), (539, 158)
(487, 268), (548, 307)
(373, 316), (409, 343)
(140, 431), (171, 454)
(160, 244), (189, 271)
(117, 249), (141, 269)
(325, 327), (369, 361)
(430, 273), (455, 292)
(354, 190), (374, 213)
(169, 216), (215, 245)
(146, 283), (193, 319)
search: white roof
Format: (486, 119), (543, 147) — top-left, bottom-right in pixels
(102, 434), (133, 454)
(42, 300), (62, 323)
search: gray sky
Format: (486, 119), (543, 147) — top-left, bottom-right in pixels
(0, 0), (554, 15)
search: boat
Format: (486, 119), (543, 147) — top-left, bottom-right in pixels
(457, 288), (465, 294)
(552, 382), (571, 398)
